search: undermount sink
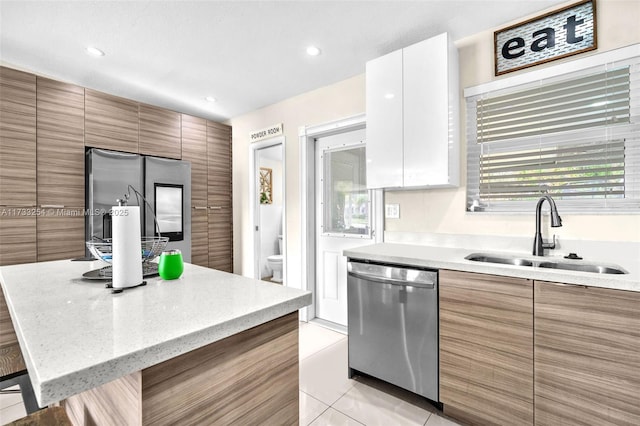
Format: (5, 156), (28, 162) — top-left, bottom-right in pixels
(465, 254), (533, 267)
(537, 262), (627, 275)
(465, 253), (628, 275)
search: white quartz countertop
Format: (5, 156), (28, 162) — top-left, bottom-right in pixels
(344, 243), (640, 292)
(0, 260), (311, 407)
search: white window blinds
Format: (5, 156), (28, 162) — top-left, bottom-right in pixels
(466, 54), (640, 213)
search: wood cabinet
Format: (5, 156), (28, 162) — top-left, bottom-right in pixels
(36, 77), (86, 261)
(0, 67), (37, 266)
(181, 114), (208, 267)
(85, 89), (139, 153)
(0, 66), (37, 207)
(207, 121), (233, 272)
(139, 104), (181, 159)
(439, 270), (533, 426)
(366, 32), (459, 189)
(534, 281), (640, 425)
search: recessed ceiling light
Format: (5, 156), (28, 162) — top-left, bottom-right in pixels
(384, 93), (395, 99)
(306, 46), (321, 56)
(86, 46), (105, 57)
(205, 96), (217, 103)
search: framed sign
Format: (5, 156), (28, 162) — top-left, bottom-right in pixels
(494, 0), (596, 76)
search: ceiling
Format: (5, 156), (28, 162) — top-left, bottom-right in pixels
(0, 0), (566, 122)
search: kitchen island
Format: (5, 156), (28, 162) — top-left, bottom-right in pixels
(0, 260), (311, 425)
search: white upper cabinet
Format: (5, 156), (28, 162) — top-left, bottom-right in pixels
(366, 33), (459, 189)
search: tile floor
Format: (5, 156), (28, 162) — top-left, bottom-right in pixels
(0, 321), (462, 425)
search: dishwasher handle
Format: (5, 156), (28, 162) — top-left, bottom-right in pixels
(347, 261), (436, 289)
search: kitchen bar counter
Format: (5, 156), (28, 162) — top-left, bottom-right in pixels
(344, 243), (640, 292)
(0, 260), (311, 410)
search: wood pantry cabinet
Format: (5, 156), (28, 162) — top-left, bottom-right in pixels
(534, 282), (640, 425)
(207, 121), (233, 273)
(366, 32), (459, 189)
(36, 77), (86, 262)
(181, 114), (208, 268)
(0, 67), (37, 265)
(439, 270), (534, 426)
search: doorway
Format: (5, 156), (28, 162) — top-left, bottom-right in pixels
(249, 137), (286, 284)
(300, 114), (383, 328)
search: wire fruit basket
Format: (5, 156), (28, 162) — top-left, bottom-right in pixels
(86, 236), (169, 264)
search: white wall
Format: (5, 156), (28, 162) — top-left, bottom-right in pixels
(230, 0), (640, 285)
(230, 75), (365, 285)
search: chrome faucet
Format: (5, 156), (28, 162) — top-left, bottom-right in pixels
(533, 195), (562, 256)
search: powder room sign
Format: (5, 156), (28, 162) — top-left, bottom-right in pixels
(249, 123), (283, 143)
(494, 0), (597, 76)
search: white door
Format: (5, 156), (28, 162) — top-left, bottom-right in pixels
(315, 128), (374, 326)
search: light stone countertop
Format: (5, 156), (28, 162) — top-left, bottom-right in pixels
(0, 260), (311, 407)
(344, 243), (640, 293)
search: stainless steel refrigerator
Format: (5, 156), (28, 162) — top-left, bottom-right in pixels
(85, 148), (191, 262)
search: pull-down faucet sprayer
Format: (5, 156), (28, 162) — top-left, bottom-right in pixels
(533, 195), (562, 256)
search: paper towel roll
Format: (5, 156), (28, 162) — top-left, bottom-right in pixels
(112, 205), (143, 289)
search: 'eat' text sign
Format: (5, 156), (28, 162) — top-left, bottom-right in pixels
(494, 0), (596, 76)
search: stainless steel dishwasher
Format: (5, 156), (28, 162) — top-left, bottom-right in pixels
(347, 259), (439, 402)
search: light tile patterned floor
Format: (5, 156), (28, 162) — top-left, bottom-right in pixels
(299, 321), (461, 426)
(0, 321), (461, 425)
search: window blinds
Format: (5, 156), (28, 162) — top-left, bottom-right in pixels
(466, 55), (640, 213)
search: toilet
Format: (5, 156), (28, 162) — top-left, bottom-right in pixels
(266, 235), (283, 283)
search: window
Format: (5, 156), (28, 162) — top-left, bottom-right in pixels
(466, 52), (640, 213)
(322, 146), (370, 236)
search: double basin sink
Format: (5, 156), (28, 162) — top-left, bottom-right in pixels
(465, 253), (628, 274)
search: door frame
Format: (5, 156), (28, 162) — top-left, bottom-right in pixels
(249, 137), (286, 282)
(299, 113), (383, 322)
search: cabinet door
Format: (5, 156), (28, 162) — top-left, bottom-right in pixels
(365, 49), (403, 189)
(37, 208), (85, 262)
(208, 207), (232, 273)
(440, 270), (533, 426)
(0, 67), (36, 207)
(0, 214), (36, 266)
(403, 33), (457, 187)
(36, 77), (85, 207)
(535, 282), (640, 425)
(85, 89), (139, 153)
(207, 121), (232, 272)
(182, 115), (209, 267)
(139, 104), (181, 159)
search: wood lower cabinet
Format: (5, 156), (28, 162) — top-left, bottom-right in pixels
(85, 89), (139, 153)
(534, 281), (640, 425)
(36, 208), (85, 262)
(0, 214), (36, 266)
(208, 207), (233, 273)
(139, 104), (181, 159)
(439, 270), (533, 426)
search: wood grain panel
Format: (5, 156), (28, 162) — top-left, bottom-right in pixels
(139, 104), (181, 159)
(64, 371), (142, 426)
(36, 77), (85, 207)
(208, 207), (232, 273)
(0, 288), (26, 377)
(0, 214), (36, 266)
(85, 89), (139, 153)
(142, 312), (298, 426)
(207, 121), (232, 207)
(37, 209), (85, 262)
(440, 270), (533, 426)
(534, 281), (640, 426)
(0, 66), (36, 207)
(190, 208), (208, 268)
(181, 114), (207, 206)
